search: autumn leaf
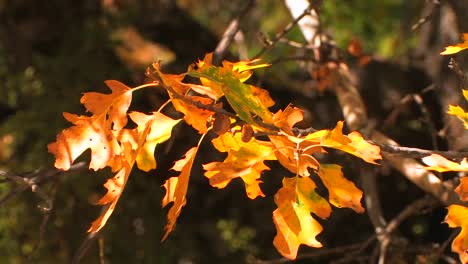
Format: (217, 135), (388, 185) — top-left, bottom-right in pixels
(48, 80), (132, 171)
(88, 139), (136, 233)
(273, 177), (327, 259)
(440, 33), (468, 55)
(152, 63), (219, 133)
(88, 109), (167, 233)
(422, 154), (468, 172)
(447, 90), (468, 129)
(188, 54), (273, 125)
(314, 121), (382, 164)
(269, 135), (324, 177)
(128, 111), (180, 172)
(317, 164), (364, 213)
(204, 131), (276, 199)
(445, 205), (468, 263)
(172, 96), (218, 134)
(273, 105), (305, 136)
(162, 146), (200, 241)
(456, 177), (468, 202)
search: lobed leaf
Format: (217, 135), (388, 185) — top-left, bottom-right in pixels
(317, 164), (365, 213)
(204, 132), (276, 199)
(188, 54), (274, 125)
(445, 205), (468, 263)
(162, 147), (200, 241)
(48, 80), (132, 171)
(273, 177), (326, 259)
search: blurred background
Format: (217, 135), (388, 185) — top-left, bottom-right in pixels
(1, 0), (467, 263)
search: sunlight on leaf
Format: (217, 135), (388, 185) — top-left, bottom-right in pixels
(273, 177), (324, 259)
(445, 205), (468, 263)
(162, 146), (200, 241)
(48, 80), (132, 171)
(440, 33), (468, 55)
(204, 132), (276, 199)
(317, 164), (364, 213)
(422, 154), (468, 172)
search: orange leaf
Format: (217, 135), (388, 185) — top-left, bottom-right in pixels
(162, 147), (199, 241)
(422, 154), (468, 172)
(48, 80), (132, 171)
(171, 96), (218, 134)
(456, 177), (468, 202)
(319, 121), (382, 164)
(269, 135), (324, 177)
(273, 177), (325, 259)
(445, 205), (468, 263)
(317, 164), (365, 213)
(441, 33), (468, 55)
(273, 105), (304, 135)
(204, 132), (276, 199)
(88, 141), (134, 233)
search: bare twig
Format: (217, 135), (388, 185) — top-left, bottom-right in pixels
(212, 0), (255, 65)
(253, 3), (314, 59)
(377, 196), (439, 263)
(411, 0), (440, 31)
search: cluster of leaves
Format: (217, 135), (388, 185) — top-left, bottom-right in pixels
(422, 36), (468, 263)
(48, 53), (382, 259)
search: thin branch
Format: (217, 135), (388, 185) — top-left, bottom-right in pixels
(212, 0), (255, 65)
(411, 0), (440, 31)
(252, 3), (314, 59)
(377, 143), (468, 160)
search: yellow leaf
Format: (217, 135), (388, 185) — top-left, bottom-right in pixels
(422, 154), (468, 172)
(448, 105), (468, 129)
(317, 121), (382, 164)
(445, 205), (468, 263)
(129, 112), (180, 172)
(317, 164), (365, 213)
(204, 132), (276, 199)
(441, 33), (468, 55)
(273, 177), (325, 259)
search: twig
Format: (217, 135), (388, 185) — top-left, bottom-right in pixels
(377, 196), (439, 263)
(212, 0), (255, 65)
(411, 0), (440, 31)
(256, 236), (376, 264)
(376, 143), (468, 160)
(0, 162), (87, 206)
(26, 178), (61, 262)
(252, 3), (314, 59)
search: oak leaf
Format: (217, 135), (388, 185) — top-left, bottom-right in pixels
(128, 111), (180, 172)
(162, 146), (200, 241)
(440, 33), (468, 55)
(445, 205), (468, 263)
(48, 80), (132, 171)
(447, 90), (468, 129)
(204, 132), (276, 199)
(188, 54), (273, 125)
(269, 135), (324, 177)
(315, 121), (382, 164)
(88, 142), (133, 233)
(456, 177), (468, 202)
(273, 176), (327, 259)
(422, 154), (468, 172)
(317, 164), (364, 213)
